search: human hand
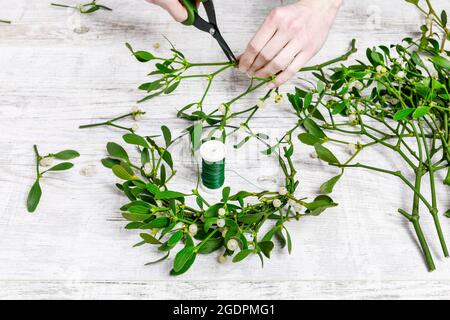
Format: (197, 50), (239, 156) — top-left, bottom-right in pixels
(145, 0), (189, 22)
(239, 0), (343, 88)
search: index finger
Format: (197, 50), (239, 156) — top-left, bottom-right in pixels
(238, 17), (277, 73)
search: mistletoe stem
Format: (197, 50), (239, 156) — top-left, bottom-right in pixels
(33, 145), (41, 178)
(50, 3), (77, 9)
(411, 213), (436, 271)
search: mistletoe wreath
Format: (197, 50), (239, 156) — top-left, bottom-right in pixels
(31, 0), (448, 275)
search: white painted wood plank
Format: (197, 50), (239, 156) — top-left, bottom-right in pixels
(1, 280), (450, 300)
(1, 0), (450, 299)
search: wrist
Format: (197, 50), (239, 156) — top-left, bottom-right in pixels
(332, 0), (343, 9)
(297, 0), (343, 10)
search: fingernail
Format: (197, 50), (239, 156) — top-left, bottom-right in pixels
(267, 83), (275, 89)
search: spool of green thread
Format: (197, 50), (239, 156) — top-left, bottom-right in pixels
(200, 140), (226, 190)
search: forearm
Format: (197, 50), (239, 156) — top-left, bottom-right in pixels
(297, 0), (343, 12)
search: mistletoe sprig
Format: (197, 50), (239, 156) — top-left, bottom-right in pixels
(276, 0), (449, 271)
(50, 1), (112, 14)
(79, 107), (145, 133)
(27, 145), (80, 213)
(103, 127), (336, 275)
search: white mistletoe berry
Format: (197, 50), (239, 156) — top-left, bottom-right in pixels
(188, 223), (198, 236)
(356, 103), (365, 112)
(274, 94), (284, 104)
(387, 96), (399, 105)
(218, 208), (226, 217)
(221, 228), (228, 238)
(310, 151), (318, 159)
(227, 239), (239, 251)
(270, 91), (278, 99)
(278, 187), (288, 196)
(396, 71), (406, 79)
(343, 93), (351, 100)
(79, 165), (97, 177)
(217, 218), (226, 228)
(348, 113), (358, 123)
(238, 124), (247, 134)
(376, 65), (387, 74)
(218, 103), (227, 114)
(39, 156), (54, 167)
(353, 81), (364, 90)
(131, 123), (139, 132)
(132, 106), (144, 121)
(395, 58), (404, 65)
(293, 203), (303, 213)
(256, 99), (266, 108)
(273, 199), (282, 208)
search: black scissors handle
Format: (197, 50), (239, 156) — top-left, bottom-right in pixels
(180, 0), (237, 63)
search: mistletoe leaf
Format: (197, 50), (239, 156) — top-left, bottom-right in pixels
(413, 106), (430, 118)
(167, 230), (184, 247)
(107, 142), (129, 161)
(238, 212), (264, 224)
(320, 174), (342, 194)
(161, 126), (172, 147)
(298, 133), (322, 146)
(145, 252), (170, 266)
(140, 233), (162, 245)
(112, 165), (134, 180)
(156, 191), (185, 200)
(258, 241), (274, 259)
(173, 246), (195, 273)
(233, 249), (253, 263)
(444, 168), (450, 186)
(303, 118), (326, 139)
(431, 56), (450, 70)
(123, 133), (150, 149)
(314, 143), (340, 164)
(53, 150), (80, 160)
(394, 108), (414, 121)
(27, 180), (42, 213)
(47, 162), (74, 171)
(305, 195), (338, 216)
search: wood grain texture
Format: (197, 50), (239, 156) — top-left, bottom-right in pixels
(1, 0), (450, 300)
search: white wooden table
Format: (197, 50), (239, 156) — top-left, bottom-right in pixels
(1, 0), (450, 300)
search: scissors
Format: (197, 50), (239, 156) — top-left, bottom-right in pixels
(180, 0), (237, 63)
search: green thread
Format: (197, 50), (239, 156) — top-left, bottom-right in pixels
(201, 159), (225, 189)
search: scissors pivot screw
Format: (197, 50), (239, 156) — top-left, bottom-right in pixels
(181, 0), (237, 63)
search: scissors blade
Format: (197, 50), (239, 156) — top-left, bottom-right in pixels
(202, 0), (217, 26)
(192, 16), (237, 63)
(214, 32), (237, 63)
